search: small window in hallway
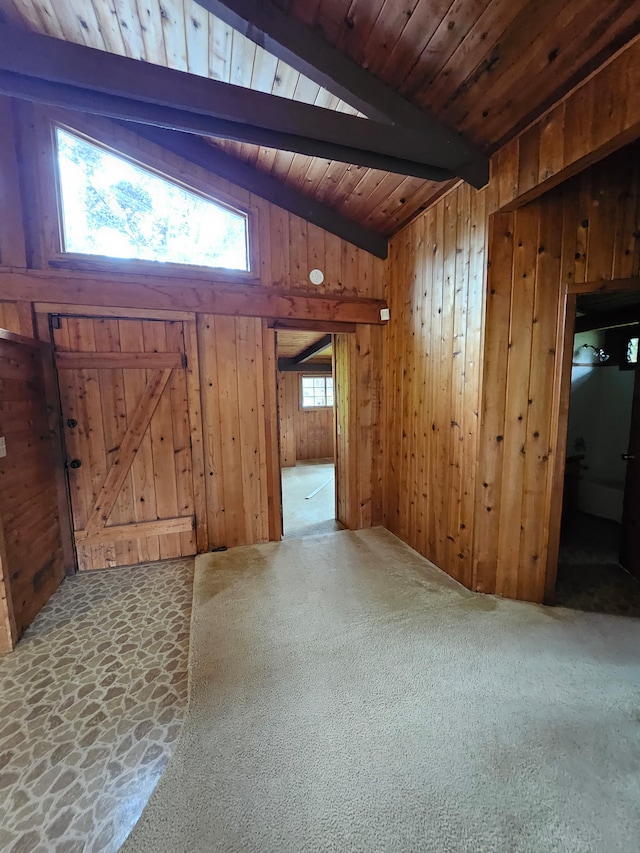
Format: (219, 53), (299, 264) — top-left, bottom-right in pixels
(626, 336), (639, 367)
(301, 375), (333, 408)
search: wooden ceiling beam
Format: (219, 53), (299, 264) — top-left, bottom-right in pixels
(195, 0), (489, 189)
(277, 360), (331, 373)
(293, 334), (333, 364)
(0, 269), (389, 326)
(124, 124), (387, 258)
(269, 319), (356, 333)
(0, 24), (456, 182)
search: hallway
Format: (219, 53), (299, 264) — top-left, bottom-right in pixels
(281, 460), (342, 538)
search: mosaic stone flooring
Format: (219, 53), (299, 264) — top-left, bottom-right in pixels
(556, 512), (640, 615)
(0, 557), (193, 853)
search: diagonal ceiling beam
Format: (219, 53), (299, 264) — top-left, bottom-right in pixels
(0, 24), (457, 182)
(119, 123), (388, 258)
(293, 334), (333, 364)
(195, 0), (489, 189)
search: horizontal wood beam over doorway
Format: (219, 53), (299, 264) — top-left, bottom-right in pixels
(0, 269), (389, 325)
(568, 277), (640, 295)
(126, 125), (387, 258)
(277, 360), (331, 373)
(0, 25), (456, 182)
(195, 0), (489, 189)
(269, 319), (356, 333)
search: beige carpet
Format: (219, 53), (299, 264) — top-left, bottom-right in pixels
(120, 528), (640, 852)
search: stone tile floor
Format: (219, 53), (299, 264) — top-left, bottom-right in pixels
(0, 557), (193, 853)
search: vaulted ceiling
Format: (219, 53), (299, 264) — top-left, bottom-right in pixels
(1, 0), (638, 238)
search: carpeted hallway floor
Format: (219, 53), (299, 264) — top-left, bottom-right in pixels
(121, 528), (640, 853)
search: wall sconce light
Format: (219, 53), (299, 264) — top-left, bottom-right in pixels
(578, 343), (610, 364)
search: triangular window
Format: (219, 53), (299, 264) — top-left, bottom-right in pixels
(55, 128), (249, 271)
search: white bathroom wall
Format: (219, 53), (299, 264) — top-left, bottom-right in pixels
(567, 331), (635, 521)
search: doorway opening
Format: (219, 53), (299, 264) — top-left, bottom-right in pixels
(556, 291), (640, 615)
(276, 330), (343, 538)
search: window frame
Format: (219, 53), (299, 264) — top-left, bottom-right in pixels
(46, 117), (259, 281)
(603, 324), (640, 371)
(299, 374), (334, 410)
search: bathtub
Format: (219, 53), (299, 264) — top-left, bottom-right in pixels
(578, 471), (625, 523)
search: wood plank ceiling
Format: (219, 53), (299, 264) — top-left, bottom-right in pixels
(277, 331), (332, 364)
(1, 0), (639, 237)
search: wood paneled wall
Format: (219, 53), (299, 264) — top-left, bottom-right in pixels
(278, 371), (334, 467)
(384, 140), (640, 601)
(336, 325), (384, 530)
(494, 32), (640, 213)
(0, 332), (65, 651)
(476, 144), (640, 602)
(383, 183), (487, 586)
(0, 100), (387, 572)
(0, 100), (26, 269)
(198, 314), (271, 549)
(0, 302), (34, 337)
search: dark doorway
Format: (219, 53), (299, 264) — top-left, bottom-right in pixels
(556, 291), (640, 615)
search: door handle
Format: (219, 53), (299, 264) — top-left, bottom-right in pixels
(68, 459), (82, 469)
(621, 453), (635, 461)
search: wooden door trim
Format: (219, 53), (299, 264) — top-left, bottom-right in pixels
(620, 356), (640, 576)
(182, 319), (208, 552)
(544, 288), (575, 604)
(34, 303), (197, 322)
(34, 311), (77, 574)
(262, 321), (282, 541)
(81, 368), (173, 535)
(545, 278), (640, 603)
(0, 515), (18, 652)
(567, 276), (640, 295)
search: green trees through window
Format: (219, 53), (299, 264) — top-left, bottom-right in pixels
(55, 128), (249, 271)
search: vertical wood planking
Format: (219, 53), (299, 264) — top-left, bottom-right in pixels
(92, 317), (137, 567)
(142, 320), (181, 559)
(0, 98), (27, 268)
(493, 205), (538, 599)
(516, 194), (564, 601)
(474, 143), (640, 602)
(0, 336), (65, 644)
(277, 371), (335, 465)
(198, 314), (272, 549)
(182, 318), (208, 552)
(166, 320), (197, 557)
(262, 322), (281, 541)
(384, 182), (488, 591)
(118, 319), (160, 564)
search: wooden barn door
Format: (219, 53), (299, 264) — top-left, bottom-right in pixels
(52, 315), (198, 571)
